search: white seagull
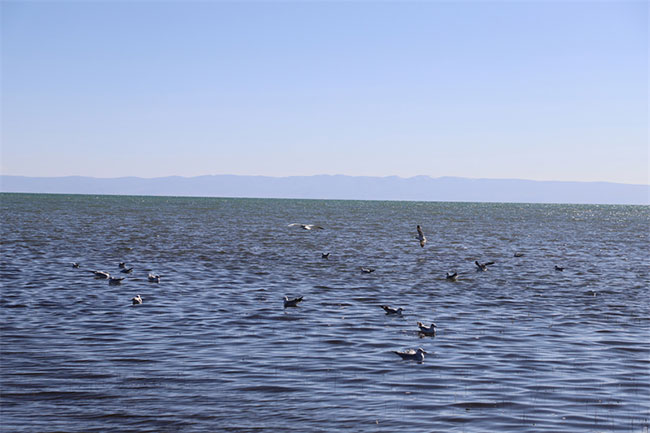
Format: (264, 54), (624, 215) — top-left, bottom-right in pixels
(288, 223), (324, 230)
(394, 348), (427, 362)
(417, 321), (437, 336)
(381, 305), (403, 315)
(108, 276), (124, 285)
(416, 225), (427, 248)
(90, 270), (110, 279)
(148, 273), (161, 283)
(131, 295), (143, 305)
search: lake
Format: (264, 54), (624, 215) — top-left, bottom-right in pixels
(1, 194), (648, 432)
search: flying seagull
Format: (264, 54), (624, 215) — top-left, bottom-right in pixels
(475, 261), (495, 272)
(361, 267), (375, 274)
(446, 272), (458, 281)
(90, 270), (110, 279)
(288, 223), (324, 230)
(322, 252), (330, 259)
(381, 305), (403, 315)
(416, 225), (427, 248)
(394, 348), (427, 362)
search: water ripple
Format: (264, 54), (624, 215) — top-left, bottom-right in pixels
(1, 195), (649, 432)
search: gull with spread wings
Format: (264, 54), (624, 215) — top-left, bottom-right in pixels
(416, 225), (427, 247)
(288, 223), (324, 230)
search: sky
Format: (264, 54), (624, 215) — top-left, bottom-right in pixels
(1, 1), (648, 184)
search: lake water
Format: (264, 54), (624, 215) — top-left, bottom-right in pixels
(1, 194), (649, 432)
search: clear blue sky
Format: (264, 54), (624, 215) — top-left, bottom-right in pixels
(1, 1), (647, 184)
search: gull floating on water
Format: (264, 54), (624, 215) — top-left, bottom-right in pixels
(108, 276), (124, 285)
(361, 267), (375, 274)
(381, 305), (403, 315)
(120, 267), (133, 274)
(475, 261), (495, 272)
(284, 296), (303, 308)
(322, 253), (330, 259)
(446, 272), (458, 281)
(514, 252), (524, 257)
(148, 273), (160, 283)
(119, 262), (126, 268)
(416, 225), (427, 248)
(90, 270), (110, 279)
(394, 348), (427, 362)
(288, 223), (324, 230)
(71, 262), (80, 268)
(131, 295), (143, 305)
(554, 265), (564, 271)
(417, 321), (437, 336)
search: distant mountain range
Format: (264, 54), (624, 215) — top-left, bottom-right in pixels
(1, 174), (648, 205)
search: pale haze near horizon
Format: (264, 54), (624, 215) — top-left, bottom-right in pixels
(1, 1), (648, 185)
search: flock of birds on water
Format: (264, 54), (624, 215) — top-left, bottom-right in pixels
(71, 223), (567, 364)
(70, 261), (159, 305)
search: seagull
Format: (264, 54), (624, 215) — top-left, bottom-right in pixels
(131, 295), (143, 305)
(475, 261), (495, 272)
(284, 296), (303, 308)
(446, 272), (458, 281)
(555, 265), (564, 271)
(381, 305), (403, 315)
(416, 225), (427, 248)
(108, 276), (124, 285)
(288, 223), (324, 230)
(361, 267), (375, 274)
(394, 348), (427, 362)
(120, 267), (133, 274)
(322, 253), (330, 259)
(417, 322), (437, 336)
(71, 262), (80, 268)
(90, 270), (110, 279)
(119, 262), (126, 268)
(148, 273), (160, 283)
(514, 252), (524, 257)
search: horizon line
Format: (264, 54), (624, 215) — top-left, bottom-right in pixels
(2, 173), (648, 187)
